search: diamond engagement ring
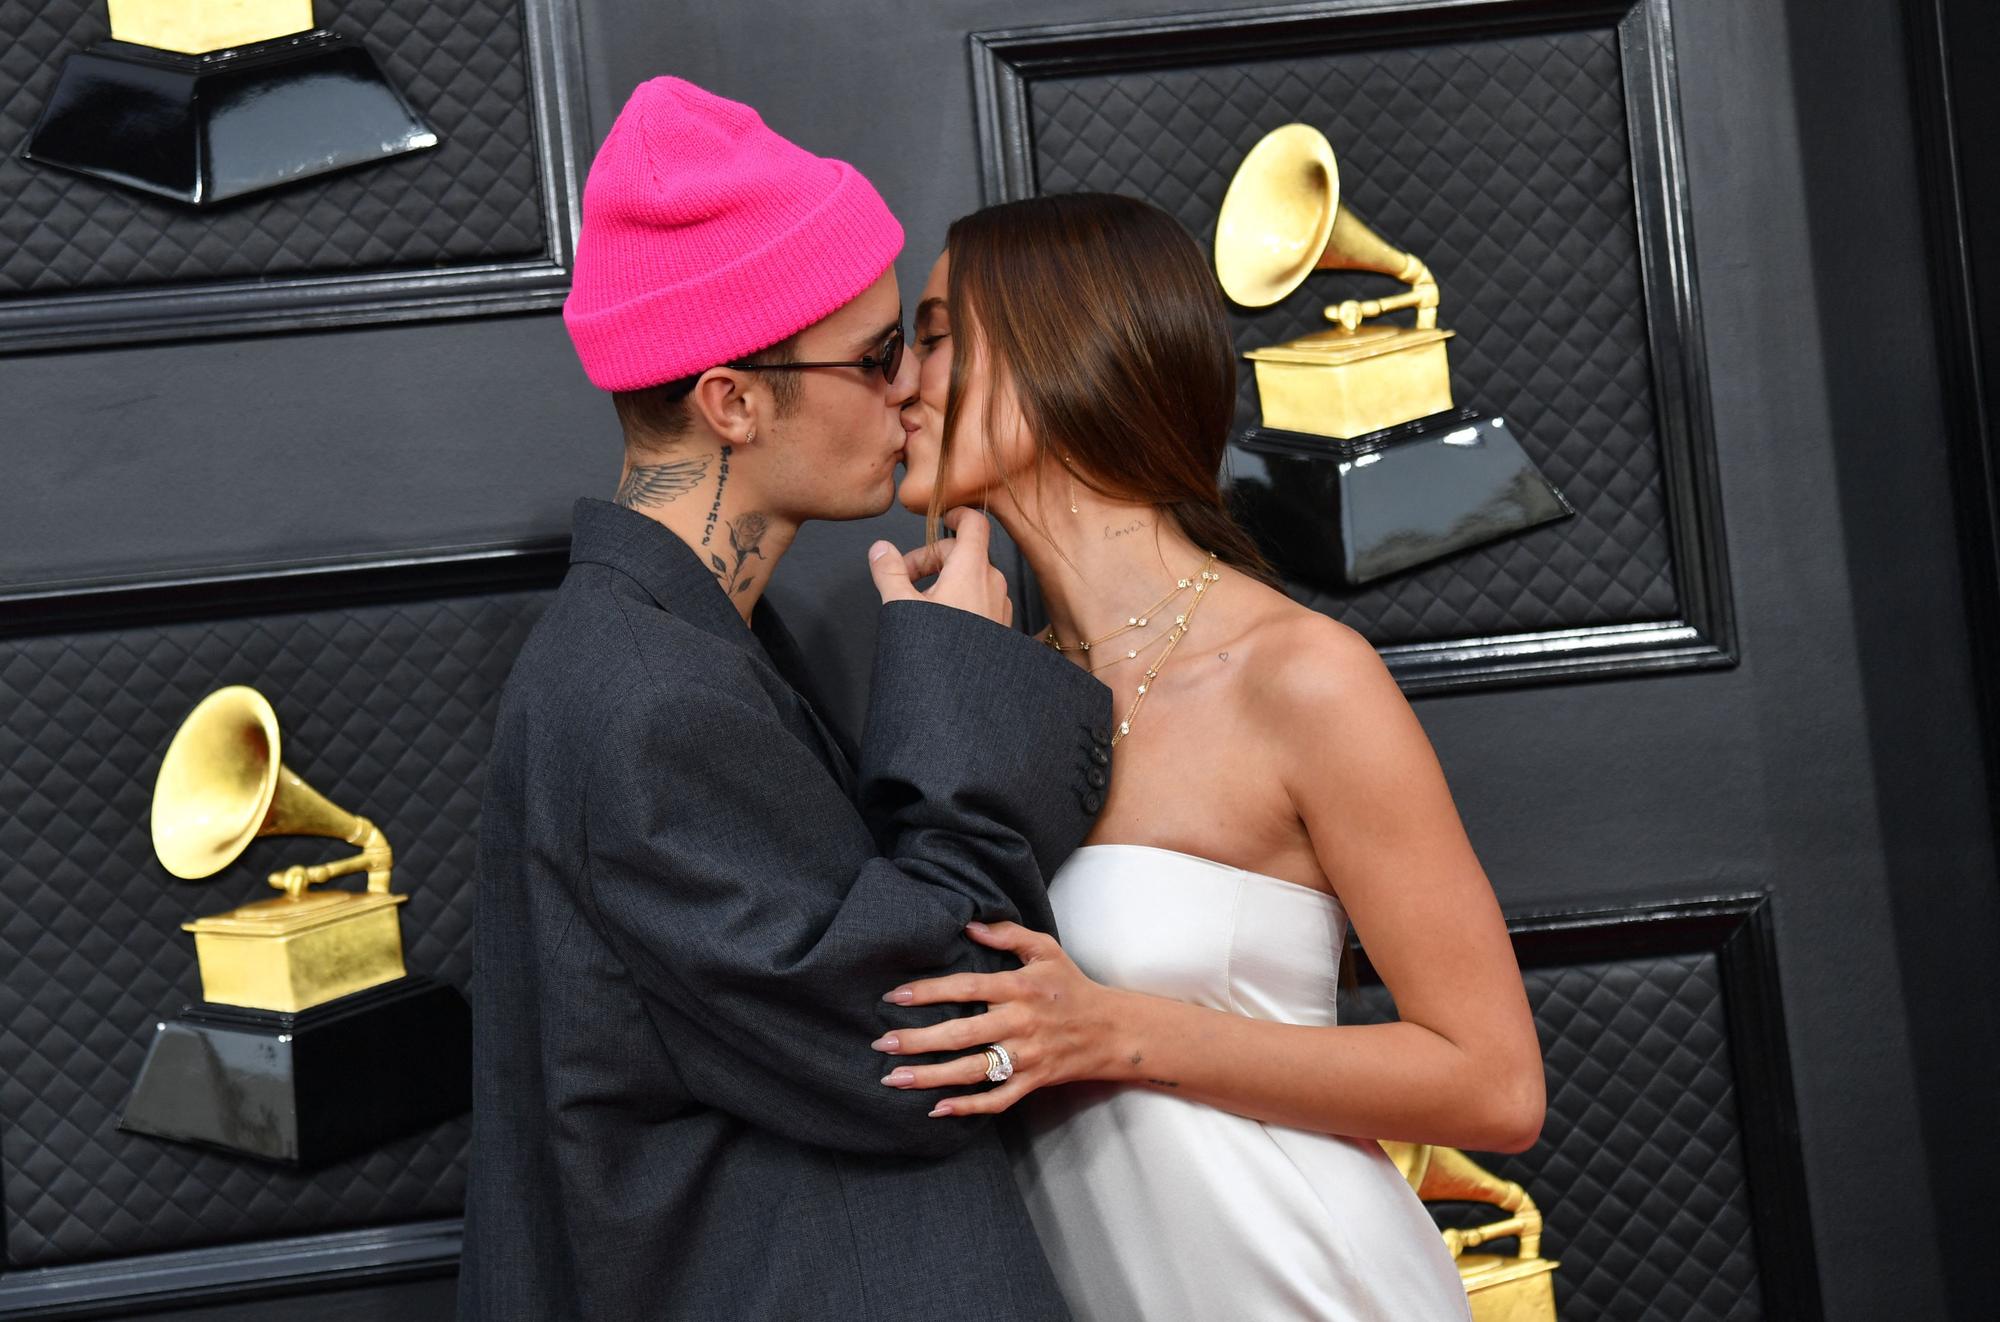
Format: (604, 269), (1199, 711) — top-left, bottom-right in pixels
(983, 1043), (1015, 1084)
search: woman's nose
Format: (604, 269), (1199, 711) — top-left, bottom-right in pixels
(889, 335), (921, 407)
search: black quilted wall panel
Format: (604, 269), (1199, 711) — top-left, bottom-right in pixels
(1345, 951), (1763, 1322)
(0, 589), (548, 1268)
(1026, 27), (1682, 645)
(0, 0), (546, 297)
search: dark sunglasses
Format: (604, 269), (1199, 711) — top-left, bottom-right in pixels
(730, 325), (904, 385)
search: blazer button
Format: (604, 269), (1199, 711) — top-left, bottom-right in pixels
(1082, 791), (1104, 814)
(1091, 725), (1111, 745)
(1086, 768), (1107, 790)
(1090, 747), (1109, 767)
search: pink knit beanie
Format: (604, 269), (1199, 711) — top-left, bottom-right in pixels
(563, 77), (905, 391)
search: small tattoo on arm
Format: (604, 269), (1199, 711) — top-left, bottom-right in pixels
(616, 457), (710, 508)
(712, 511), (769, 596)
(700, 445), (731, 548)
(1146, 1078), (1181, 1089)
(1218, 651), (1229, 661)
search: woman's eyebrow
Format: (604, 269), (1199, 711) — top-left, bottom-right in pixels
(915, 297), (947, 327)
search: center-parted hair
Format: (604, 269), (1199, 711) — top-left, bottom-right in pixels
(935, 192), (1274, 582)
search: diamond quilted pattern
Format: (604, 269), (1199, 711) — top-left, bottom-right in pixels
(1024, 28), (1681, 644)
(1345, 952), (1763, 1321)
(0, 589), (548, 1268)
(0, 0), (546, 297)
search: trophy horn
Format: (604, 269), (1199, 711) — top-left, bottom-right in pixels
(1214, 123), (1439, 330)
(150, 685), (393, 897)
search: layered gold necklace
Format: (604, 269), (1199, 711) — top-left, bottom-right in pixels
(1043, 552), (1222, 745)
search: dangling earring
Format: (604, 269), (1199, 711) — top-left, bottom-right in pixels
(1063, 455), (1079, 514)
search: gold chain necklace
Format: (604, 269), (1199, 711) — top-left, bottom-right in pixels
(1110, 559), (1219, 744)
(1041, 553), (1216, 658)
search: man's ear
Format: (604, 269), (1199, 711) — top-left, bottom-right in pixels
(687, 368), (760, 446)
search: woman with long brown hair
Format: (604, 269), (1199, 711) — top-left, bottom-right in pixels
(869, 193), (1543, 1320)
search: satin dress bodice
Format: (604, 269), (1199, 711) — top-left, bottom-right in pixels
(1008, 844), (1473, 1322)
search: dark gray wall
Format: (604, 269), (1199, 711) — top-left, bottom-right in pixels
(4, 0), (1993, 1318)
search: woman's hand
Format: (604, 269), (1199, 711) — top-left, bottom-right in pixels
(873, 920), (1122, 1116)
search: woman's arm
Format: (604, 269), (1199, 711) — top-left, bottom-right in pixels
(871, 617), (1545, 1153)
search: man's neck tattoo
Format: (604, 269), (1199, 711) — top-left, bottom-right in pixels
(709, 512), (769, 597)
(700, 444), (732, 548)
(616, 456), (710, 509)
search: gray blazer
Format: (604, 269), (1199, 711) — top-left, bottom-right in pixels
(459, 498), (1112, 1320)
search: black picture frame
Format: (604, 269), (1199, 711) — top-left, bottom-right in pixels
(970, 0), (1736, 693)
(1353, 891), (1824, 1321)
(0, 0), (591, 356)
(0, 539), (570, 641)
(0, 1219), (461, 1319)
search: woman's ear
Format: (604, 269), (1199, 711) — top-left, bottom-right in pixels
(687, 368), (759, 446)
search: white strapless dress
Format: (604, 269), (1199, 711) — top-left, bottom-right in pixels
(1008, 844), (1473, 1322)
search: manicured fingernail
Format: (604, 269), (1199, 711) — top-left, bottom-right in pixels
(868, 541), (892, 562)
(929, 1102), (954, 1117)
(881, 1068), (916, 1087)
(966, 921), (988, 933)
(883, 988), (914, 1004)
(871, 1034), (900, 1052)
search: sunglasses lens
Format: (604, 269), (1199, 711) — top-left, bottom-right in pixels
(882, 328), (904, 382)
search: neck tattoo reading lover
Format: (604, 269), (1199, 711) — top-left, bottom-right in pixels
(700, 444), (731, 548)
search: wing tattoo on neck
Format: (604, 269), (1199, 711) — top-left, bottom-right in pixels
(616, 456), (712, 508)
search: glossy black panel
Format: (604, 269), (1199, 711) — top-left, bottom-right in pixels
(1229, 408), (1575, 591)
(120, 976), (472, 1169)
(21, 31), (437, 207)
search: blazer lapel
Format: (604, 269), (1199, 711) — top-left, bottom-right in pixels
(568, 497), (856, 789)
(752, 601), (859, 794)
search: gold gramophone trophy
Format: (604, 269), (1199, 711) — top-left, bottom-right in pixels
(1382, 1140), (1560, 1321)
(1217, 123), (1456, 439)
(120, 685), (470, 1168)
(1215, 124), (1572, 589)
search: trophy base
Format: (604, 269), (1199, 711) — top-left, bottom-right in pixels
(120, 974), (470, 1169)
(1227, 407), (1573, 591)
(20, 30), (437, 207)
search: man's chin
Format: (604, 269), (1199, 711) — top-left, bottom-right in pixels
(853, 475), (900, 521)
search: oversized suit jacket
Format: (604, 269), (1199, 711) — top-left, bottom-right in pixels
(458, 498), (1113, 1320)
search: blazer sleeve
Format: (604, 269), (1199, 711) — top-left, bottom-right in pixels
(582, 601), (1110, 1159)
(856, 601), (1114, 898)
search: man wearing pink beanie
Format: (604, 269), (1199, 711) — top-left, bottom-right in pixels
(461, 78), (1109, 1321)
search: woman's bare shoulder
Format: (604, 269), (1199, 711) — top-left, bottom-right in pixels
(1230, 589), (1438, 809)
(1233, 587), (1399, 720)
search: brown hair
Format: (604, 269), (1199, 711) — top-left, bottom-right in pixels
(932, 192), (1275, 583)
(611, 335), (801, 448)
